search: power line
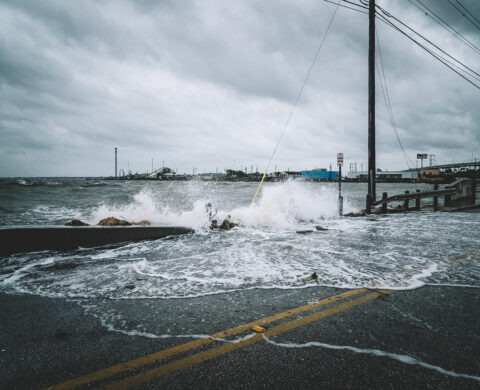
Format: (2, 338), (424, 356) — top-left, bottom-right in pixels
(319, 0), (368, 14)
(374, 7), (480, 90)
(376, 4), (480, 82)
(406, 0), (480, 55)
(447, 0), (480, 31)
(377, 12), (480, 90)
(453, 0), (480, 26)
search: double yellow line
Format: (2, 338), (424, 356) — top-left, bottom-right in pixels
(48, 288), (390, 390)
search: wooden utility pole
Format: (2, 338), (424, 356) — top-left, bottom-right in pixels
(367, 0), (376, 212)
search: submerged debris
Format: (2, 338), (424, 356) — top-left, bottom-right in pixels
(210, 215), (239, 231)
(304, 272), (318, 281)
(296, 230), (313, 235)
(65, 219), (89, 226)
(315, 226), (328, 231)
(125, 284), (136, 290)
(251, 325), (266, 333)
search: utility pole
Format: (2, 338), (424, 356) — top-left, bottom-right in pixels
(367, 0), (376, 213)
(337, 153), (344, 216)
(115, 148), (117, 178)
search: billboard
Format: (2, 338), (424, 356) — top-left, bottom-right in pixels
(417, 153), (428, 159)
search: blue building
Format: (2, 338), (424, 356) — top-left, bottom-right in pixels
(301, 170), (338, 180)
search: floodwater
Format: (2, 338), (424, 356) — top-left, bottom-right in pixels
(1, 178), (478, 302)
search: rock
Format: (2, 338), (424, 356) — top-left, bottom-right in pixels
(344, 210), (367, 217)
(125, 284), (135, 290)
(315, 226), (328, 231)
(210, 219), (218, 230)
(296, 230), (313, 234)
(130, 220), (151, 226)
(304, 272), (318, 281)
(219, 218), (238, 231)
(65, 219), (89, 226)
(97, 217), (131, 226)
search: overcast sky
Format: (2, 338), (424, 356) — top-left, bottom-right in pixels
(1, 0), (479, 176)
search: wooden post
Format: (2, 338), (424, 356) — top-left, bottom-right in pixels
(433, 184), (439, 211)
(415, 189), (421, 210)
(382, 192), (387, 214)
(404, 190), (409, 210)
(445, 194), (451, 207)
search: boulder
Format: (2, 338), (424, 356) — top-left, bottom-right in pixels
(130, 220), (151, 226)
(304, 272), (318, 281)
(219, 219), (238, 231)
(65, 219), (89, 226)
(97, 217), (131, 226)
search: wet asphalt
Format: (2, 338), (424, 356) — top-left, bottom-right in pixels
(1, 285), (479, 389)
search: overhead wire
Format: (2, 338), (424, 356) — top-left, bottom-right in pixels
(375, 4), (480, 83)
(319, 0), (368, 14)
(453, 0), (480, 27)
(251, 0), (343, 204)
(447, 0), (480, 31)
(375, 31), (415, 169)
(406, 0), (480, 55)
(373, 7), (480, 90)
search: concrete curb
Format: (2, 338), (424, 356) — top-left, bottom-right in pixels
(0, 226), (194, 256)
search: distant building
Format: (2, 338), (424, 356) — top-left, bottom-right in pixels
(346, 170), (418, 180)
(302, 170), (338, 180)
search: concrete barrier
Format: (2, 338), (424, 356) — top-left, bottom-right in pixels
(0, 226), (194, 256)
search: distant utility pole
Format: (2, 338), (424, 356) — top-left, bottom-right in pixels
(115, 148), (118, 178)
(151, 158), (154, 173)
(367, 0), (376, 212)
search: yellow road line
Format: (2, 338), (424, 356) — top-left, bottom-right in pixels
(103, 290), (391, 390)
(47, 288), (366, 390)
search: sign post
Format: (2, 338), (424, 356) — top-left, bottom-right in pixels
(337, 153), (344, 216)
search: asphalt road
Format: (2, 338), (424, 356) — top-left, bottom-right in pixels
(1, 285), (479, 389)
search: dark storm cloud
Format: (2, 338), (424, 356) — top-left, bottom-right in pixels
(0, 0), (479, 176)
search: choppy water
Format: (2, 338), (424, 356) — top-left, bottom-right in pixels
(0, 178), (479, 300)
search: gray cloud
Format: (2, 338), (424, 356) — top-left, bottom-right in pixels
(0, 0), (479, 176)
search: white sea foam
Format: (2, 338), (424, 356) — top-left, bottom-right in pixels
(1, 181), (479, 299)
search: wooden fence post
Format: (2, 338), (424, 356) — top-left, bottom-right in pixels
(404, 190), (409, 210)
(382, 192), (388, 214)
(433, 184), (439, 211)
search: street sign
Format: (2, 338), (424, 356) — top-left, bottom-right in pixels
(417, 153), (427, 159)
(337, 153), (344, 166)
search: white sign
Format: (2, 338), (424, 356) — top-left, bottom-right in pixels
(337, 153), (344, 166)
